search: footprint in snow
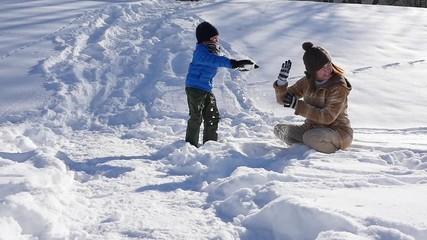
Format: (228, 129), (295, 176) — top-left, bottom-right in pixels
(408, 59), (425, 65)
(382, 62), (400, 68)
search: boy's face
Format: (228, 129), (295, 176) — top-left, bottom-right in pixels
(209, 35), (219, 44)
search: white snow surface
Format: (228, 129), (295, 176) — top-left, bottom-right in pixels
(1, 0), (427, 239)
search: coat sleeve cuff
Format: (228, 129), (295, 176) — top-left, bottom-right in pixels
(273, 80), (288, 104)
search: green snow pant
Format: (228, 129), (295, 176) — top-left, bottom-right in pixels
(185, 87), (220, 147)
(274, 123), (340, 154)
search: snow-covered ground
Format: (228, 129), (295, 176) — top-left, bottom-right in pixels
(1, 0), (426, 239)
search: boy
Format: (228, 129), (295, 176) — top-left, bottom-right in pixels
(185, 21), (255, 147)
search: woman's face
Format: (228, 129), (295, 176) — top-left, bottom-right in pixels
(315, 62), (333, 81)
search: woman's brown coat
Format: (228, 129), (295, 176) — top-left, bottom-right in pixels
(274, 73), (353, 149)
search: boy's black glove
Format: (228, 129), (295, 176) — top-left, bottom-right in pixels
(231, 59), (255, 69)
(283, 93), (297, 109)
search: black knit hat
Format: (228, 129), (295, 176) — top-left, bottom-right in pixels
(302, 42), (331, 73)
(196, 21), (219, 43)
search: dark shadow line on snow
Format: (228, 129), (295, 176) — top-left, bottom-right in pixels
(55, 151), (146, 178)
(354, 127), (427, 133)
(135, 177), (198, 193)
(0, 150), (37, 163)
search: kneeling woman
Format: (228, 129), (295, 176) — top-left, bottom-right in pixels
(273, 42), (353, 153)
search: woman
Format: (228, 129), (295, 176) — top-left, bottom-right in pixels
(273, 42), (352, 153)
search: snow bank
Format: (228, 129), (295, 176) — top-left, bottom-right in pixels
(1, 0), (426, 239)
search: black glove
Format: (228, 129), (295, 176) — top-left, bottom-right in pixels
(283, 93), (297, 109)
(231, 59), (254, 69)
(277, 60), (292, 85)
(240, 62), (259, 71)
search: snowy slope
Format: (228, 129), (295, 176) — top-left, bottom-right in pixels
(0, 0), (426, 239)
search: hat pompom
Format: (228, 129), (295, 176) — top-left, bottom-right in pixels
(302, 42), (314, 51)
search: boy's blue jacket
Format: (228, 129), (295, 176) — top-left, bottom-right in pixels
(185, 43), (232, 92)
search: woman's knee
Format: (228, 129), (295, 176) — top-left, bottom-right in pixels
(303, 128), (340, 153)
(274, 124), (287, 139)
(274, 124), (304, 145)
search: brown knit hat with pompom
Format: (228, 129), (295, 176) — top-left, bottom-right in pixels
(302, 42), (331, 74)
